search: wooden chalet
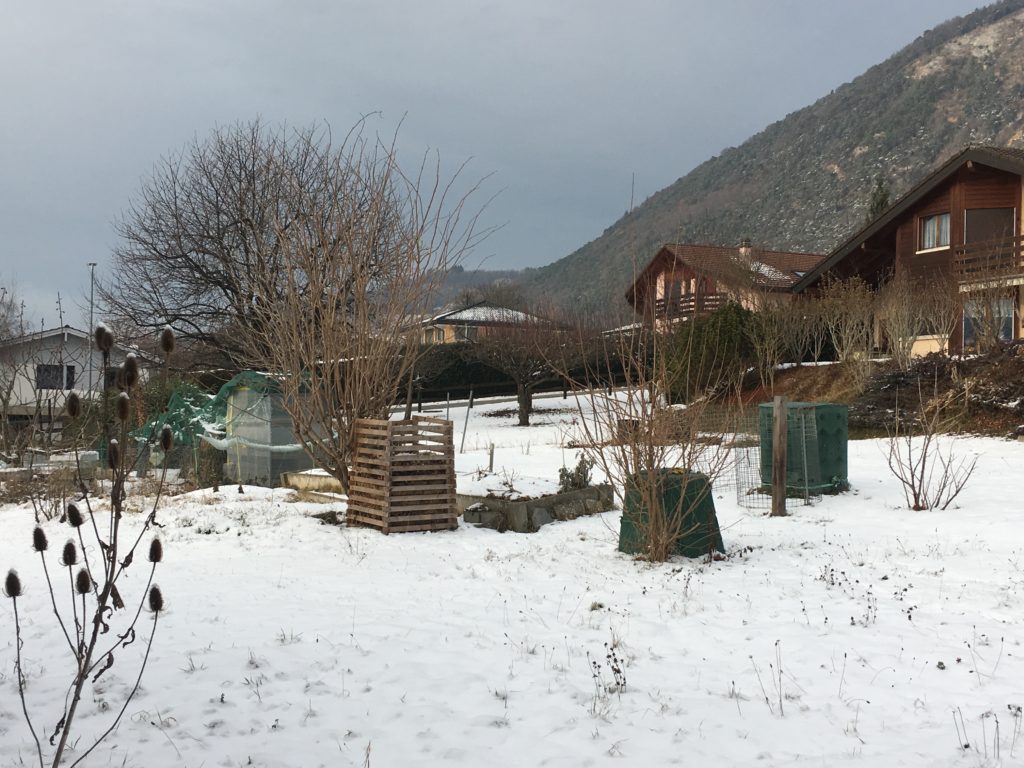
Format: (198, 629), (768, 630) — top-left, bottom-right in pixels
(626, 242), (824, 326)
(794, 145), (1024, 353)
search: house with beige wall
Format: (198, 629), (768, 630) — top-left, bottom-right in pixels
(626, 241), (824, 328)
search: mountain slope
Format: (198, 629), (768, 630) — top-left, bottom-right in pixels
(521, 0), (1024, 316)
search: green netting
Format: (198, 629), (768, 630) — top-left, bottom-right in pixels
(131, 371), (281, 449)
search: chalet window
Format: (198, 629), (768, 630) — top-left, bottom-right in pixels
(963, 297), (1014, 347)
(458, 325), (479, 342)
(35, 364), (64, 390)
(965, 208), (1015, 244)
(919, 213), (950, 250)
(65, 365), (76, 390)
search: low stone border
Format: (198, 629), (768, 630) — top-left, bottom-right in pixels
(459, 484), (614, 533)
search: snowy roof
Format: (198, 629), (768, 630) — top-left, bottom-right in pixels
(0, 324), (143, 356)
(426, 301), (548, 327)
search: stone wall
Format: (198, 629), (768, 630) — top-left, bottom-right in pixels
(459, 484), (614, 533)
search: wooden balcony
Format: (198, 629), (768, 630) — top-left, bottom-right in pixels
(652, 292), (727, 320)
(953, 235), (1024, 285)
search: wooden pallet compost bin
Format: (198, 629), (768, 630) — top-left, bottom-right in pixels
(347, 416), (458, 533)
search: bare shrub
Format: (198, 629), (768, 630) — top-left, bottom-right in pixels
(820, 275), (876, 363)
(886, 377), (977, 511)
(746, 297), (790, 393)
(918, 274), (964, 356)
(877, 270), (927, 371)
(798, 299), (831, 364)
(27, 467), (78, 523)
(557, 319), (735, 562)
(4, 325), (175, 767)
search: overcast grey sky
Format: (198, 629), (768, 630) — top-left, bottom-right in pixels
(1, 0), (987, 327)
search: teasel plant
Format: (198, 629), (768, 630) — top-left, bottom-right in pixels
(3, 324), (176, 768)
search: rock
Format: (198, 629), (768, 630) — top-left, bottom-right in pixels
(531, 507), (553, 531)
(507, 504), (530, 533)
(552, 499), (588, 520)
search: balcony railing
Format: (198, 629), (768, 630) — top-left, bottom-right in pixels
(652, 292), (727, 319)
(953, 235), (1024, 284)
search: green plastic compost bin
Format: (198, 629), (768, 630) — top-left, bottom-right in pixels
(618, 470), (725, 558)
(758, 402), (848, 495)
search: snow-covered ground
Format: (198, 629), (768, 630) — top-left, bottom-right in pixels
(2, 393), (1023, 767)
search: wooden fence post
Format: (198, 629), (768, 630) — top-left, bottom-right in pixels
(771, 395), (788, 517)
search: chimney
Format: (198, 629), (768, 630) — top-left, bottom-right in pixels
(738, 238), (753, 259)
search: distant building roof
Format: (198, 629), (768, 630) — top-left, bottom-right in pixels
(425, 301), (548, 327)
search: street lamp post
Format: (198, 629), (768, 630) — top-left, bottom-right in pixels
(87, 262), (97, 397)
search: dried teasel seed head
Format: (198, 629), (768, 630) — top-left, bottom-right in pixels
(61, 540), (78, 566)
(32, 526), (48, 553)
(148, 537), (163, 563)
(75, 568), (91, 595)
(95, 325), (113, 354)
(108, 439), (120, 469)
(67, 503), (84, 528)
(4, 569), (22, 598)
(159, 425), (173, 452)
(159, 325), (175, 356)
(116, 392), (131, 422)
(124, 354), (139, 388)
(115, 366), (127, 391)
(148, 584), (164, 613)
(66, 392), (81, 419)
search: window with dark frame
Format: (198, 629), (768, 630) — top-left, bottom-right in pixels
(35, 364), (64, 390)
(965, 208), (1015, 244)
(919, 213), (950, 250)
(65, 365), (76, 390)
(963, 297), (1015, 346)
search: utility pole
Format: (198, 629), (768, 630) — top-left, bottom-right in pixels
(87, 262), (97, 397)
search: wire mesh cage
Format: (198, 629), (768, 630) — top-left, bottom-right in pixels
(734, 402), (823, 511)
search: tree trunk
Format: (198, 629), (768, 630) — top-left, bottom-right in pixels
(403, 365), (415, 420)
(334, 462), (351, 495)
(517, 382), (531, 426)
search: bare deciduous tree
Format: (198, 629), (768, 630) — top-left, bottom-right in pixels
(104, 119), (402, 366)
(456, 307), (567, 426)
(241, 127), (484, 492)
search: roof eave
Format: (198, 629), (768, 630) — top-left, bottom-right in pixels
(793, 145), (1024, 293)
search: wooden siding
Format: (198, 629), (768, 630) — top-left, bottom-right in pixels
(894, 165), (1021, 281)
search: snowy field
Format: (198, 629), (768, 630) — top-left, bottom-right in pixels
(2, 392), (1024, 767)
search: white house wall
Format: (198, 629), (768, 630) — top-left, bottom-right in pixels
(1, 332), (132, 413)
